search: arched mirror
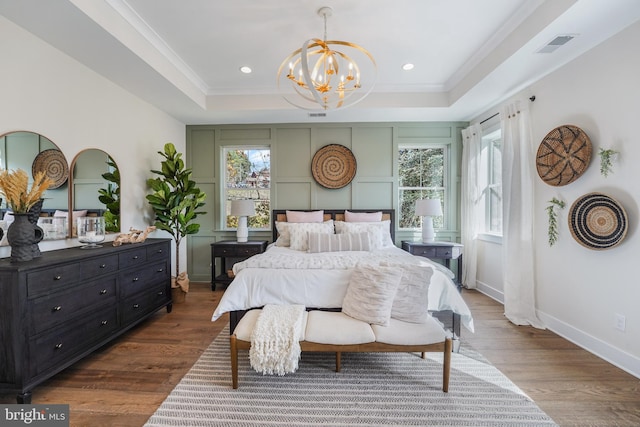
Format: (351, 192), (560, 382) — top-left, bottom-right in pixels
(0, 131), (69, 244)
(69, 149), (120, 237)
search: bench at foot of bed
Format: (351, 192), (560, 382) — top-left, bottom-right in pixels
(230, 309), (452, 391)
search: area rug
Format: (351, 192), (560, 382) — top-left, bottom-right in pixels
(144, 326), (557, 426)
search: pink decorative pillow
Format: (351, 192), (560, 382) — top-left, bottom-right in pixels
(286, 210), (324, 223)
(345, 210), (383, 222)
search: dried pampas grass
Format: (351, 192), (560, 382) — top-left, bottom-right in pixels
(0, 169), (54, 213)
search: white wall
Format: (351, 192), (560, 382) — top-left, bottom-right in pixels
(472, 21), (640, 378)
(0, 16), (186, 271)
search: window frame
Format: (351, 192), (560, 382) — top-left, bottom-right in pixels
(478, 126), (502, 240)
(397, 143), (449, 231)
(221, 145), (271, 231)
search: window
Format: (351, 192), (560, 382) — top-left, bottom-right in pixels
(223, 147), (271, 229)
(398, 146), (446, 229)
(479, 129), (502, 234)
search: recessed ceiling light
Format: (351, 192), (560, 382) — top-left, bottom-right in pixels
(402, 63), (414, 71)
(240, 66), (252, 74)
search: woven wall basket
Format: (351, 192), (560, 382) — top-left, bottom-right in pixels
(32, 149), (69, 189)
(536, 125), (592, 186)
(568, 192), (628, 250)
(311, 144), (357, 189)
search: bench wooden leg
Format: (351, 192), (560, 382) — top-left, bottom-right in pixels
(230, 334), (239, 389)
(335, 352), (341, 372)
(443, 337), (452, 392)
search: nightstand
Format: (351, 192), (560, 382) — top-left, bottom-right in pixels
(401, 241), (463, 290)
(401, 240), (464, 345)
(211, 240), (268, 290)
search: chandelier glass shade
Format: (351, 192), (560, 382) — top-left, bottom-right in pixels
(277, 7), (377, 111)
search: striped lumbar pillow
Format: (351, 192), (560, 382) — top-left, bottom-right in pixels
(307, 232), (371, 253)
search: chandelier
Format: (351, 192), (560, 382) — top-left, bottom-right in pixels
(277, 6), (377, 111)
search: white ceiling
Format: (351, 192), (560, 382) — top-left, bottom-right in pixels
(2, 0), (640, 124)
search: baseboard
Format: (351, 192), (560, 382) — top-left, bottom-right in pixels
(473, 280), (504, 303)
(537, 311), (640, 379)
(472, 283), (640, 379)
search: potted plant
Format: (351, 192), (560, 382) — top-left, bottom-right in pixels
(146, 143), (206, 302)
(0, 169), (54, 262)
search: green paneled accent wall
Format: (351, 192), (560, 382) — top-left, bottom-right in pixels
(186, 121), (466, 283)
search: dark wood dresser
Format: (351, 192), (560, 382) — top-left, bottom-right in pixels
(0, 238), (172, 403)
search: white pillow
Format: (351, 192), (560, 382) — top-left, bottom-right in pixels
(342, 263), (402, 326)
(275, 220), (333, 247)
(308, 232), (370, 253)
(286, 210), (324, 223)
(381, 262), (434, 324)
(334, 220), (394, 249)
(288, 220), (334, 251)
(345, 210), (383, 222)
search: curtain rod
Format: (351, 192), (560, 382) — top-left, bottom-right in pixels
(479, 96), (536, 125)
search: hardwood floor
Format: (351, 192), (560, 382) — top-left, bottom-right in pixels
(1, 283), (639, 426)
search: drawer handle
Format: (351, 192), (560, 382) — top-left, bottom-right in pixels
(52, 306), (62, 312)
(444, 251), (451, 256)
(101, 320), (108, 326)
(133, 304), (140, 309)
(157, 249), (163, 253)
(157, 291), (164, 296)
(132, 277), (139, 282)
(53, 275), (62, 281)
(133, 255), (139, 260)
(156, 268), (164, 273)
(54, 343), (63, 350)
(100, 263), (107, 268)
(100, 289), (108, 295)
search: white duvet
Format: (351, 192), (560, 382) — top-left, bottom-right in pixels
(211, 245), (474, 332)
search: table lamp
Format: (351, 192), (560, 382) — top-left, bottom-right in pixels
(415, 199), (442, 243)
(230, 200), (256, 243)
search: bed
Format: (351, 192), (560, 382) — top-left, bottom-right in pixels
(211, 209), (473, 339)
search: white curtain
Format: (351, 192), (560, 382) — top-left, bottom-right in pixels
(460, 124), (482, 289)
(500, 101), (545, 328)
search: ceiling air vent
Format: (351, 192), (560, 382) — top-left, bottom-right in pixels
(308, 112), (327, 118)
(537, 35), (576, 53)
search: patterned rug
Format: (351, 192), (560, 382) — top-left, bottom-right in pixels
(144, 326), (557, 426)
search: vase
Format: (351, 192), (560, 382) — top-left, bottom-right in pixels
(27, 199), (45, 258)
(7, 213), (44, 263)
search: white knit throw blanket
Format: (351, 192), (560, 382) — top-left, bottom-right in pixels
(249, 304), (305, 376)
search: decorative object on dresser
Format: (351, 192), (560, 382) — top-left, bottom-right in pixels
(146, 142), (206, 298)
(0, 238), (172, 403)
(210, 240), (268, 291)
(536, 124), (592, 186)
(415, 198), (443, 243)
(0, 169), (54, 262)
(230, 200), (255, 243)
(401, 240), (464, 341)
(77, 216), (106, 248)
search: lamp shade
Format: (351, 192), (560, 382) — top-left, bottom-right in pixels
(230, 199), (256, 217)
(415, 199), (443, 217)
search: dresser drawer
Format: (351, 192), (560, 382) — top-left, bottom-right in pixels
(30, 277), (117, 335)
(119, 260), (170, 298)
(409, 246), (437, 258)
(30, 307), (118, 376)
(118, 246), (147, 269)
(121, 283), (170, 325)
(80, 254), (119, 280)
(146, 242), (169, 260)
(27, 265), (80, 298)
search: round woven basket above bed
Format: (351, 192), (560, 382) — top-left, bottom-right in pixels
(311, 144), (357, 189)
(32, 149), (69, 189)
(536, 125), (592, 186)
(568, 192), (628, 250)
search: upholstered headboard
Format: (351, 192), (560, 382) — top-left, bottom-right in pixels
(272, 209), (395, 242)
